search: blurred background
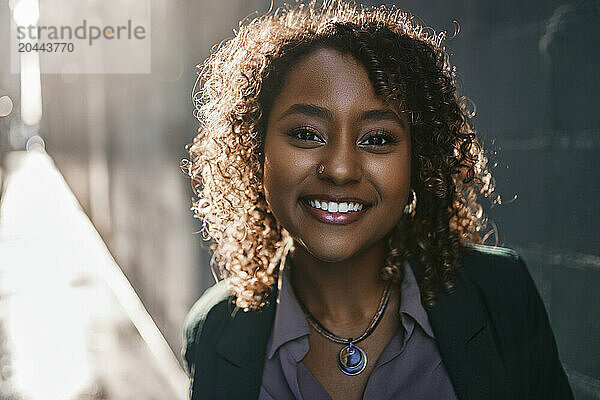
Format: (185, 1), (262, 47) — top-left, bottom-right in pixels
(0, 0), (598, 399)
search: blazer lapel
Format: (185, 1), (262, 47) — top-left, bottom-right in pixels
(213, 289), (277, 399)
(410, 258), (512, 400)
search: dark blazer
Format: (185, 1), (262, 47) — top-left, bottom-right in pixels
(182, 244), (574, 399)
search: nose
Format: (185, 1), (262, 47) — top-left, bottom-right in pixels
(319, 137), (362, 185)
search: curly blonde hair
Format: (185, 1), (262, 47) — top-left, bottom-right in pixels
(182, 0), (495, 310)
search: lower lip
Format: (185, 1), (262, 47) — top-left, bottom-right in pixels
(300, 199), (369, 225)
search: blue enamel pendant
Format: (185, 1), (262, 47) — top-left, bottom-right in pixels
(338, 343), (367, 375)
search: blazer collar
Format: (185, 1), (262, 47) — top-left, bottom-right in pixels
(207, 290), (279, 400)
(408, 254), (486, 344)
(216, 289), (278, 367)
(409, 254), (512, 400)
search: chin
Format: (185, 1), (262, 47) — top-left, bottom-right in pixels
(294, 236), (370, 264)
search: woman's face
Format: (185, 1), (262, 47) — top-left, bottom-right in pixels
(263, 48), (411, 262)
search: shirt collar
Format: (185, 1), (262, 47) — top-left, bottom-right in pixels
(266, 258), (435, 359)
(399, 260), (435, 338)
(266, 258), (310, 360)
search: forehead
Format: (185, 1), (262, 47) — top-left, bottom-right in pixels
(269, 47), (392, 117)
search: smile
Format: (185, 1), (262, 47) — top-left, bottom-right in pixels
(300, 198), (369, 225)
(308, 199), (364, 213)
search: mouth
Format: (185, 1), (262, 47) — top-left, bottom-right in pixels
(299, 197), (371, 225)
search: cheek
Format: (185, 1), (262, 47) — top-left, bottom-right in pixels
(262, 134), (308, 214)
(371, 150), (411, 201)
(262, 153), (285, 213)
(390, 156), (411, 193)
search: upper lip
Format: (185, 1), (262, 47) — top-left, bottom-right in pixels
(301, 194), (372, 206)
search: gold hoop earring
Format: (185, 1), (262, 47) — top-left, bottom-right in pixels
(317, 164), (325, 175)
(403, 188), (417, 217)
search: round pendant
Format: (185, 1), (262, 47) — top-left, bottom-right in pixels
(338, 344), (367, 376)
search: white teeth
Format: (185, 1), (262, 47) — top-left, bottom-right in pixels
(328, 201), (338, 213)
(306, 199), (365, 213)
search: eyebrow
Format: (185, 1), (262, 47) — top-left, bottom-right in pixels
(277, 103), (407, 129)
(277, 103), (333, 121)
(358, 109), (407, 129)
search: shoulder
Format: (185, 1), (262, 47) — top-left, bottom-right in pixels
(458, 243), (534, 308)
(462, 243), (522, 268)
(461, 243), (529, 289)
(457, 244), (549, 337)
(182, 279), (232, 373)
(458, 246), (573, 397)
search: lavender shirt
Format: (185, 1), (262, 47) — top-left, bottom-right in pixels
(258, 261), (459, 400)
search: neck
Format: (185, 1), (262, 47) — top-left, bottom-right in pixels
(288, 238), (390, 332)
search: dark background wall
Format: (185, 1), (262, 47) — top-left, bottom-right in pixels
(1, 1), (597, 398)
(370, 1), (600, 398)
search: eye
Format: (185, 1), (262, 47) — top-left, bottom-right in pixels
(360, 131), (397, 147)
(287, 126), (323, 143)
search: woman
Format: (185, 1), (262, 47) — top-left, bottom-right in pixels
(181, 2), (573, 399)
